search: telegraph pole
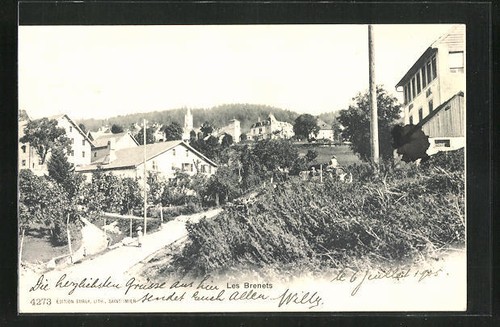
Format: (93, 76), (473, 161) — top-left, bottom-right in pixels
(368, 25), (380, 165)
(143, 118), (147, 235)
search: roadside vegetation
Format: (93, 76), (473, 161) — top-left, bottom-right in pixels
(148, 149), (464, 278)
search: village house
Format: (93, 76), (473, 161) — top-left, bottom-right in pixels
(249, 113), (294, 141)
(18, 113), (94, 175)
(311, 119), (335, 142)
(396, 25), (465, 155)
(90, 131), (139, 163)
(75, 140), (217, 181)
(181, 108), (242, 143)
(216, 118), (241, 143)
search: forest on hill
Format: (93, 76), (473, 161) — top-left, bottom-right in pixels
(76, 103), (339, 132)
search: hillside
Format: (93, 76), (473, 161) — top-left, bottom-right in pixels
(76, 104), (338, 133)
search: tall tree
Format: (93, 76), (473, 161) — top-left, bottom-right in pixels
(111, 124), (124, 134)
(19, 118), (70, 164)
(135, 127), (156, 145)
(221, 133), (233, 148)
(338, 86), (401, 161)
(47, 147), (84, 198)
(163, 122), (183, 141)
(18, 169), (73, 246)
(200, 121), (214, 137)
(293, 114), (320, 140)
(252, 139), (298, 172)
(78, 123), (87, 133)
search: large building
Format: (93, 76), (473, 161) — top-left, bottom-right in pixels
(395, 25), (465, 155)
(76, 140), (217, 181)
(90, 132), (139, 163)
(19, 113), (94, 175)
(249, 113), (294, 141)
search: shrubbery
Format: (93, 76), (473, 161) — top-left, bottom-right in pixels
(164, 149), (465, 277)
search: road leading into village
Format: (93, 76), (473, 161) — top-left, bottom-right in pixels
(22, 208), (222, 283)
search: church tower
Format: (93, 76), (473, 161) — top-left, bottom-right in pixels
(183, 108), (194, 140)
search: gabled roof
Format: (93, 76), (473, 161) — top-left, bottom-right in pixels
(396, 25), (465, 87)
(92, 132), (139, 148)
(76, 140), (217, 172)
(317, 119), (331, 130)
(47, 114), (95, 147)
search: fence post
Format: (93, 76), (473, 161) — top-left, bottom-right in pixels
(159, 204), (163, 224)
(66, 214), (73, 263)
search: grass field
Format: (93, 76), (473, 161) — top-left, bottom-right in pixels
(20, 228), (82, 264)
(295, 144), (361, 166)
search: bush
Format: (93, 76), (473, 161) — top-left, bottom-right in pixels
(164, 150), (465, 277)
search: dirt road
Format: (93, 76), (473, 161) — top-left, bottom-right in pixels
(20, 208), (222, 284)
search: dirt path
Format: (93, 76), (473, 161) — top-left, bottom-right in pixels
(20, 208), (222, 283)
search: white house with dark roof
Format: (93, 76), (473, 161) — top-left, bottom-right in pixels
(249, 113), (294, 141)
(90, 132), (139, 163)
(76, 140), (217, 181)
(395, 25), (465, 155)
(48, 114), (94, 167)
(19, 113), (94, 175)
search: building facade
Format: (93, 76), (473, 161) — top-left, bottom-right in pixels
(312, 119), (335, 141)
(19, 114), (94, 175)
(395, 25), (465, 155)
(217, 119), (241, 143)
(249, 113), (294, 141)
(76, 140), (217, 181)
(91, 132), (139, 163)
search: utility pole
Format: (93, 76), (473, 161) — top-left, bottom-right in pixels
(368, 25), (380, 165)
(143, 118), (147, 235)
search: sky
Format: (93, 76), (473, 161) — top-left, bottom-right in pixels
(18, 24), (455, 120)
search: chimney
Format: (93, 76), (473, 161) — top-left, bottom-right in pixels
(103, 139), (117, 164)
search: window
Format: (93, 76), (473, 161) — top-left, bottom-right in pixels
(182, 163), (190, 172)
(417, 71), (422, 94)
(431, 56), (437, 80)
(435, 139), (451, 147)
(428, 99), (434, 113)
(201, 165), (207, 173)
(21, 145), (26, 154)
(70, 138), (74, 144)
(403, 85), (409, 104)
(70, 150), (74, 156)
(186, 149), (189, 157)
(449, 51), (464, 71)
(421, 67), (427, 88)
(426, 88), (432, 98)
(82, 140), (85, 146)
(69, 126), (73, 132)
(82, 151), (85, 157)
(426, 61), (432, 83)
(208, 166), (212, 174)
(152, 161), (158, 171)
(418, 108), (423, 122)
(409, 116), (413, 125)
(22, 159), (26, 166)
(416, 72), (421, 94)
(94, 152), (97, 157)
(38, 159), (43, 165)
(172, 149), (176, 156)
(411, 77), (416, 100)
